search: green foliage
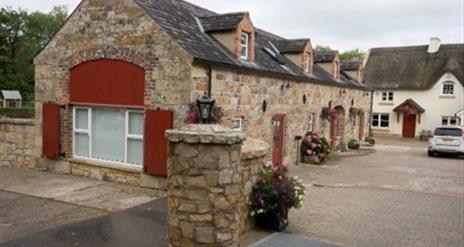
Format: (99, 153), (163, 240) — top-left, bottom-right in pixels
(0, 6), (68, 102)
(300, 132), (331, 162)
(348, 138), (360, 150)
(315, 45), (332, 52)
(250, 165), (306, 223)
(365, 136), (376, 145)
(0, 107), (34, 118)
(340, 48), (366, 61)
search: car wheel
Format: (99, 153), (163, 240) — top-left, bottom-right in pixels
(428, 151), (434, 157)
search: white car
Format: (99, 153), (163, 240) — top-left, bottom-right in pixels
(428, 126), (464, 156)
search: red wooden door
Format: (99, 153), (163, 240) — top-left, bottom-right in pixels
(272, 114), (285, 167)
(402, 114), (416, 138)
(144, 109), (174, 176)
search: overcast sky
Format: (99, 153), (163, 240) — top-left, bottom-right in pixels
(2, 0), (463, 51)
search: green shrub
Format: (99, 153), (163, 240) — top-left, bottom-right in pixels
(365, 136), (376, 145)
(348, 138), (360, 150)
(0, 108), (35, 119)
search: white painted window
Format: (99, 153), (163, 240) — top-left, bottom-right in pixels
(73, 107), (144, 166)
(442, 82), (454, 95)
(240, 32), (249, 60)
(381, 91), (394, 102)
(232, 117), (243, 131)
(441, 116), (458, 126)
(304, 52), (312, 73)
(372, 113), (389, 128)
(308, 113), (314, 132)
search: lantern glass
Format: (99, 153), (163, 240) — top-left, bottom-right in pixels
(197, 92), (215, 124)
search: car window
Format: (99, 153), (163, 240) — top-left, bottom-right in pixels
(434, 128), (461, 137)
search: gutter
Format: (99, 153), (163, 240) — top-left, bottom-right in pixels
(208, 65), (212, 97)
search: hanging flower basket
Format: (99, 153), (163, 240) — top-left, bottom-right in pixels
(321, 107), (338, 122)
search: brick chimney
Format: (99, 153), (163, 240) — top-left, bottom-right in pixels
(427, 37), (441, 54)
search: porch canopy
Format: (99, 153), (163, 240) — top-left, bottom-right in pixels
(393, 99), (425, 123)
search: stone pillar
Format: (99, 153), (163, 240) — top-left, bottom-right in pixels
(166, 124), (246, 247)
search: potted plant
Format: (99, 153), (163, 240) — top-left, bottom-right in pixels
(365, 136), (376, 146)
(300, 132), (331, 164)
(348, 138), (360, 150)
(250, 164), (306, 231)
(320, 107), (338, 122)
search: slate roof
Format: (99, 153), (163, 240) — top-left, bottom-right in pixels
(364, 44), (464, 90)
(273, 39), (310, 54)
(0, 90), (22, 100)
(341, 61), (362, 71)
(315, 51), (338, 63)
(134, 0), (367, 90)
(199, 12), (248, 32)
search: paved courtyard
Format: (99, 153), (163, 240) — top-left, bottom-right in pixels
(282, 137), (464, 247)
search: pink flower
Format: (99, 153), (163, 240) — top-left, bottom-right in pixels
(306, 150), (313, 155)
(311, 143), (317, 149)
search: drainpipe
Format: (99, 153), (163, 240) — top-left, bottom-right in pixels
(207, 65), (212, 97)
(368, 90), (374, 137)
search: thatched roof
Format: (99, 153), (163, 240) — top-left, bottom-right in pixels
(364, 44), (464, 90)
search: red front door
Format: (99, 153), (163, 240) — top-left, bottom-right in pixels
(272, 114), (285, 167)
(402, 114), (416, 138)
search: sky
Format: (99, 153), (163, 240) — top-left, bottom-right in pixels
(2, 0), (463, 51)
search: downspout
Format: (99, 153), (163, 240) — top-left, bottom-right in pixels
(208, 65), (212, 97)
(368, 90), (374, 137)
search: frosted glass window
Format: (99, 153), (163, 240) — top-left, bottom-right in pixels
(128, 112), (144, 136)
(74, 133), (90, 157)
(75, 108), (89, 130)
(127, 139), (143, 165)
(91, 108), (125, 163)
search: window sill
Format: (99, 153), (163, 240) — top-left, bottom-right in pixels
(372, 127), (390, 132)
(439, 95), (455, 99)
(69, 157), (143, 173)
(379, 102), (394, 105)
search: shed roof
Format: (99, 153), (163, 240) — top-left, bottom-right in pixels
(341, 61), (362, 71)
(199, 12), (248, 32)
(364, 44), (464, 90)
(315, 51), (338, 63)
(1, 90), (22, 100)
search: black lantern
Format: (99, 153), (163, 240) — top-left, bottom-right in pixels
(197, 92), (216, 124)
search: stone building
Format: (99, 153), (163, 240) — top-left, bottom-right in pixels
(32, 0), (372, 187)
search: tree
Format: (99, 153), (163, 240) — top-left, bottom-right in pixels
(340, 48), (366, 61)
(315, 45), (332, 52)
(0, 6), (68, 103)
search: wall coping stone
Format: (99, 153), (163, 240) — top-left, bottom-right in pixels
(166, 124), (246, 144)
(0, 118), (35, 126)
(241, 138), (270, 160)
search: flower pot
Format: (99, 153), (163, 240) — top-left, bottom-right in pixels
(302, 155), (322, 165)
(255, 212), (288, 231)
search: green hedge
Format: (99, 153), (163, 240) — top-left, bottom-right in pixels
(0, 108), (35, 119)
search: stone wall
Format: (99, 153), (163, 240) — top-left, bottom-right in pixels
(166, 125), (269, 246)
(191, 65), (372, 165)
(0, 119), (41, 169)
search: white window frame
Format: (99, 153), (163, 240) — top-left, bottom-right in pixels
(240, 32), (249, 60)
(72, 106), (144, 167)
(308, 113), (314, 132)
(441, 81), (455, 96)
(73, 107), (92, 157)
(232, 117), (243, 132)
(381, 91), (394, 102)
(441, 116), (458, 126)
(372, 113), (390, 128)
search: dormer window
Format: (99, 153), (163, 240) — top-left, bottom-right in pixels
(240, 32), (249, 60)
(442, 81), (454, 95)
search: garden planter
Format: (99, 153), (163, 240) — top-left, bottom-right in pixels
(255, 212), (288, 231)
(302, 155), (323, 165)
